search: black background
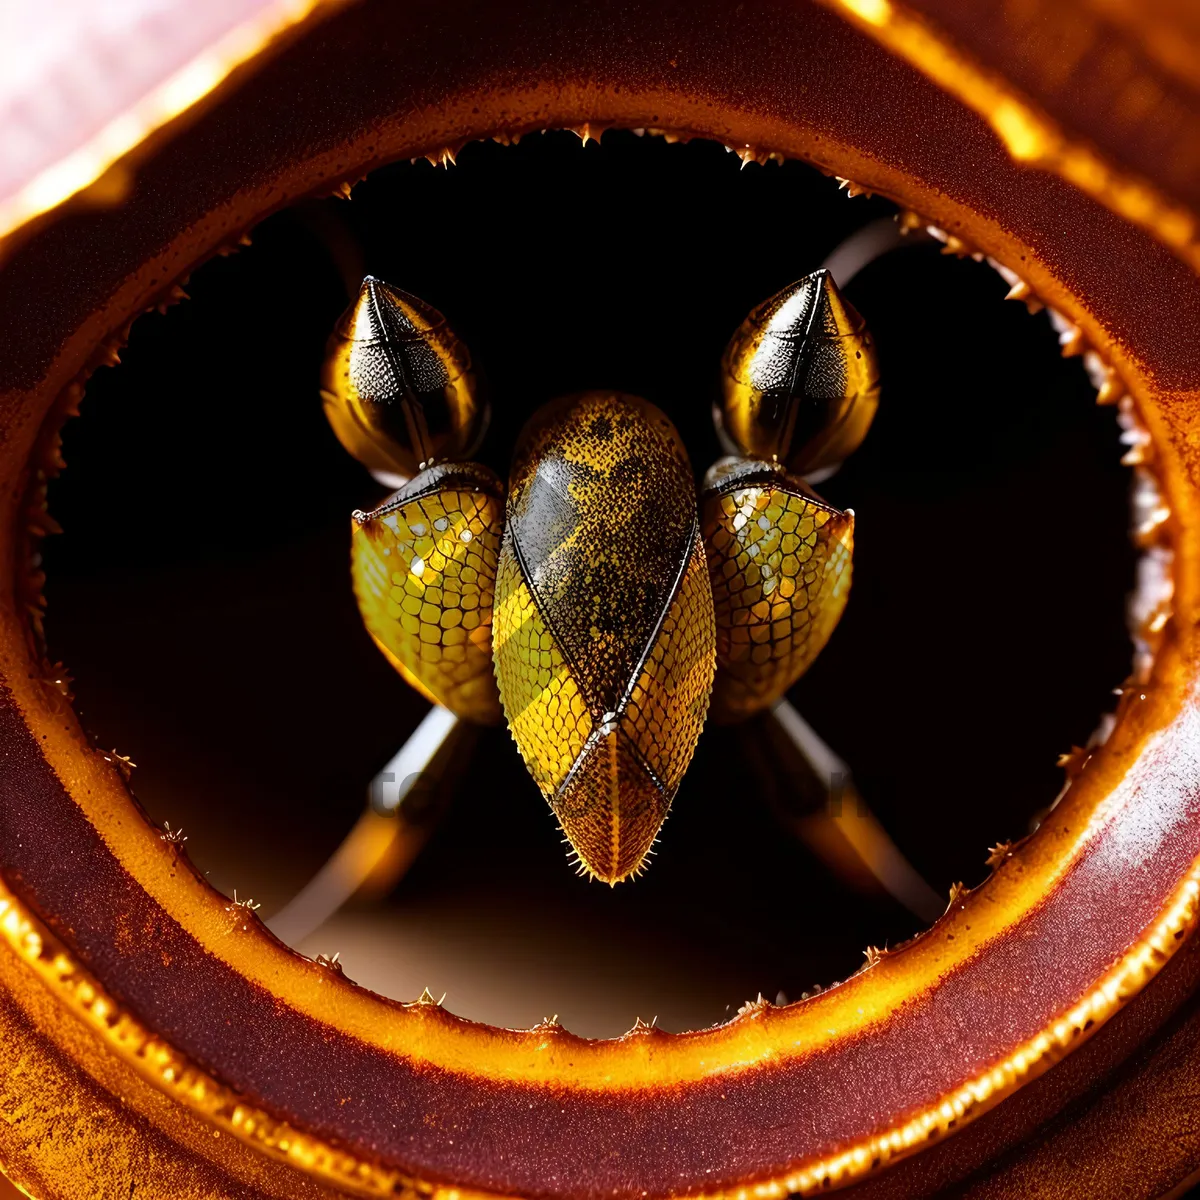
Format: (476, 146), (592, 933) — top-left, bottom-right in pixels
(41, 131), (1135, 1035)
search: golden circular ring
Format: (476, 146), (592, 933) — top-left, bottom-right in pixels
(2, 2), (1200, 1197)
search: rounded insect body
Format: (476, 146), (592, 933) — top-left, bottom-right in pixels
(717, 268), (880, 476)
(322, 276), (487, 478)
(701, 458), (853, 721)
(330, 274), (870, 882)
(351, 462), (504, 724)
(493, 392), (716, 883)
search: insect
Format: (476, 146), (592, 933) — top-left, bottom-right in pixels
(323, 271), (879, 882)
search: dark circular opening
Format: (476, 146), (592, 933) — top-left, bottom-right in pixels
(42, 130), (1136, 1036)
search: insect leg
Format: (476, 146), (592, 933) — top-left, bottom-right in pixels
(267, 705), (476, 946)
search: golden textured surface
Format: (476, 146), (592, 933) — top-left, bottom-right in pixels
(719, 269), (880, 476)
(352, 462), (502, 723)
(823, 0), (1200, 273)
(623, 536), (715, 794)
(0, 879), (414, 1199)
(322, 277), (486, 477)
(5, 1), (1200, 1194)
(703, 460), (853, 721)
(494, 392), (715, 881)
(492, 551), (594, 794)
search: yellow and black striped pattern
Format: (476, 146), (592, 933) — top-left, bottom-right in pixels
(351, 463), (503, 723)
(493, 393), (715, 883)
(492, 550), (593, 792)
(703, 459), (853, 721)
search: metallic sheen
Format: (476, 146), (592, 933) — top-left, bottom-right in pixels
(718, 268), (880, 475)
(322, 276), (487, 477)
(493, 392), (716, 882)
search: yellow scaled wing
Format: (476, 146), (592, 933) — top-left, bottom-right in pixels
(703, 458), (853, 721)
(352, 462), (504, 723)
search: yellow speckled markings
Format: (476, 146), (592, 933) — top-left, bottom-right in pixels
(703, 458), (853, 721)
(351, 462), (504, 723)
(493, 393), (716, 882)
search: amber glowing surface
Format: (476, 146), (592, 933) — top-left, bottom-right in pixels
(0, 0), (344, 248)
(823, 0), (1200, 274)
(493, 392), (715, 881)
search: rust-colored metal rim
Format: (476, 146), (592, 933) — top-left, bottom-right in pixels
(2, 1), (1200, 1197)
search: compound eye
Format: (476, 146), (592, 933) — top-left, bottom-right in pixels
(321, 276), (488, 478)
(718, 269), (880, 476)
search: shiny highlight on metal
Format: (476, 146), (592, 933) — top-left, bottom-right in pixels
(321, 276), (487, 477)
(718, 268), (880, 475)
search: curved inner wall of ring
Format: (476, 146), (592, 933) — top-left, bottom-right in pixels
(37, 130), (1143, 1030)
(0, 0), (1200, 1194)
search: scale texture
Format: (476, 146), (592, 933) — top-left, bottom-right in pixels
(352, 462), (503, 723)
(703, 459), (853, 720)
(494, 392), (715, 881)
